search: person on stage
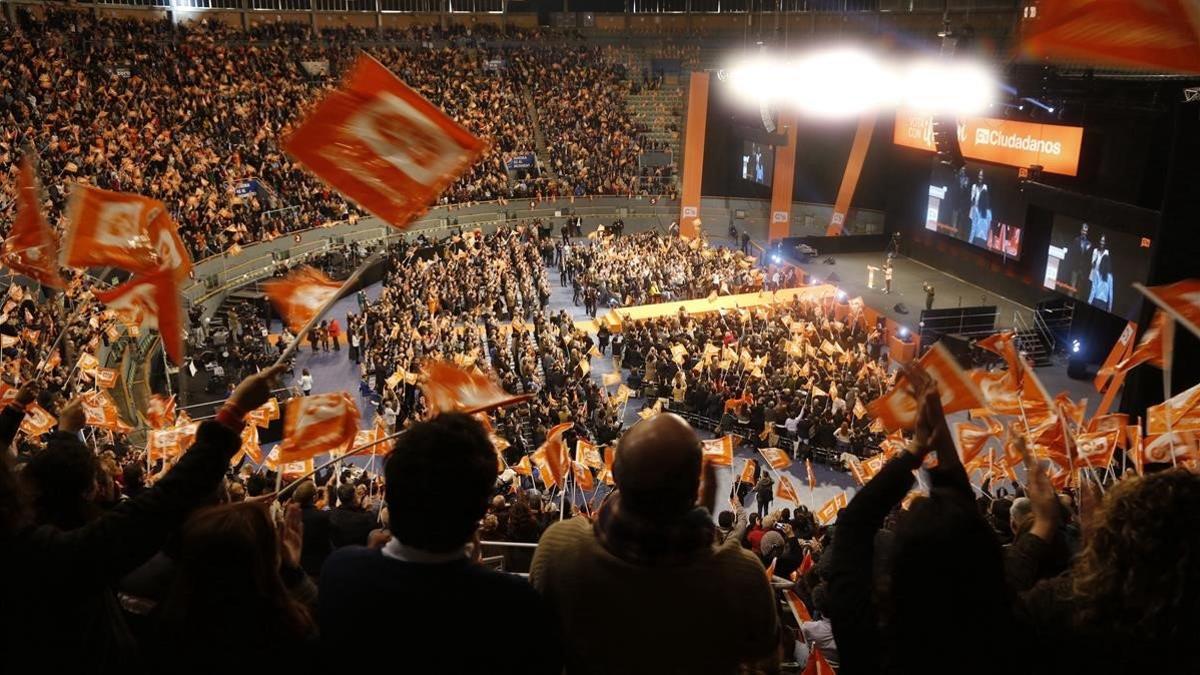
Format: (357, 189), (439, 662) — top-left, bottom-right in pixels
(968, 169), (991, 247)
(1087, 234), (1114, 312)
(1059, 221), (1093, 298)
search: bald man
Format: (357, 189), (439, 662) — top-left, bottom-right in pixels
(530, 414), (779, 674)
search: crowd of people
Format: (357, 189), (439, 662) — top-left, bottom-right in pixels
(1, 8), (677, 264)
(3, 353), (1197, 673)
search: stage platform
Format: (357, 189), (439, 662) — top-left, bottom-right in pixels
(785, 251), (1033, 331)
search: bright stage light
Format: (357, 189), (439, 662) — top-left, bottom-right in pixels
(1072, 339), (1081, 354)
(899, 326), (910, 338)
(836, 290), (847, 301)
(724, 49), (996, 119)
(771, 253), (782, 264)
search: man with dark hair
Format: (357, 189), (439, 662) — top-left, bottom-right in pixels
(319, 413), (560, 674)
(292, 480), (331, 578)
(328, 483), (375, 549)
(530, 413), (778, 672)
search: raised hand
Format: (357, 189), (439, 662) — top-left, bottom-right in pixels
(279, 502), (304, 569)
(1013, 425), (1061, 541)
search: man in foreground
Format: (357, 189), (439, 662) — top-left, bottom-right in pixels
(319, 413), (560, 673)
(531, 413), (779, 673)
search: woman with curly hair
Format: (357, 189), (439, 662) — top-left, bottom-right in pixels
(1022, 469), (1200, 674)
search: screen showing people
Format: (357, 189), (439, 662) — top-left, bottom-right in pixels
(924, 160), (1023, 259)
(740, 141), (774, 187)
(1043, 215), (1153, 319)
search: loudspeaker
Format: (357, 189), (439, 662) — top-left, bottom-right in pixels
(1067, 355), (1091, 380)
(894, 303), (909, 314)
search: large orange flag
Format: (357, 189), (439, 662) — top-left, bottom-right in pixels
(1137, 280), (1200, 339)
(1147, 380), (1200, 435)
(572, 461), (596, 491)
(149, 210), (193, 283)
(2, 155), (63, 288)
(1104, 310), (1170, 376)
(976, 331), (1021, 379)
(234, 425), (263, 465)
(738, 458), (757, 484)
(1093, 320), (1137, 393)
(145, 394), (176, 429)
(577, 439), (604, 470)
(775, 475), (800, 503)
(868, 342), (986, 431)
(1140, 431), (1200, 465)
(1020, 1), (1200, 75)
(63, 184), (163, 274)
(955, 418), (1000, 465)
(815, 493), (848, 525)
(284, 54), (487, 229)
(94, 268), (184, 364)
(759, 447), (792, 471)
(276, 392), (361, 465)
(1074, 430), (1120, 469)
(701, 435), (734, 467)
(262, 266), (343, 334)
(420, 359), (532, 415)
(532, 422), (573, 488)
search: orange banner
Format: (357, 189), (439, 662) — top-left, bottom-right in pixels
(1019, 0), (1200, 76)
(893, 108), (1084, 176)
(678, 72), (710, 239)
(827, 113), (877, 236)
(768, 111), (797, 241)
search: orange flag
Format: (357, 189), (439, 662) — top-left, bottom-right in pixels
(79, 391), (131, 432)
(798, 551), (815, 577)
(775, 475), (800, 503)
(246, 397), (281, 429)
(149, 211), (193, 283)
(2, 155), (63, 288)
(758, 447), (792, 471)
(801, 642), (837, 675)
(738, 458), (758, 484)
(1089, 413), (1130, 440)
(572, 461), (596, 491)
(262, 266), (343, 334)
(420, 359), (532, 415)
(1019, 0), (1200, 75)
(234, 424), (263, 465)
(976, 331), (1022, 380)
(968, 369), (1023, 416)
(1137, 280), (1200, 339)
(598, 446), (616, 486)
(577, 439), (604, 470)
(868, 342), (986, 431)
(1105, 310), (1170, 376)
(533, 422), (573, 487)
(284, 54), (487, 229)
(815, 492), (848, 525)
(784, 589), (813, 624)
(147, 428), (183, 463)
(955, 417), (1000, 465)
(1075, 430), (1120, 469)
(94, 268), (184, 364)
(144, 391), (175, 427)
(19, 403), (57, 436)
(1146, 380), (1200, 435)
(1139, 431), (1200, 466)
(63, 184), (163, 274)
(1094, 320), (1138, 393)
(94, 368), (119, 389)
(805, 458), (815, 490)
(1127, 426), (1145, 476)
(701, 435), (734, 467)
(513, 455), (533, 477)
(276, 392), (361, 465)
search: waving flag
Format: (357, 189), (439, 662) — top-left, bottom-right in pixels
(420, 359), (532, 415)
(1136, 280), (1200, 339)
(276, 392), (361, 465)
(976, 331), (1022, 379)
(94, 268), (184, 364)
(815, 492), (848, 525)
(234, 425), (263, 465)
(598, 446), (616, 486)
(80, 391), (132, 432)
(572, 462), (596, 491)
(532, 422), (573, 488)
(775, 475), (799, 503)
(284, 54), (487, 229)
(63, 184), (163, 274)
(1140, 431), (1200, 466)
(20, 403), (57, 436)
(784, 590), (813, 623)
(1094, 321), (1138, 393)
(1147, 381), (1200, 435)
(701, 435), (734, 466)
(805, 458), (815, 490)
(1075, 430), (1120, 469)
(150, 211), (193, 283)
(955, 418), (1000, 465)
(1020, 0), (1200, 75)
(262, 266), (343, 334)
(147, 428), (183, 462)
(1105, 310), (1170, 376)
(2, 155), (63, 288)
(246, 397), (281, 429)
(513, 455), (533, 477)
(577, 439), (604, 470)
(145, 394), (176, 430)
(738, 458), (758, 484)
(759, 447), (792, 471)
(868, 342), (986, 431)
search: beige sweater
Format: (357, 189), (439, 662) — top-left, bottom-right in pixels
(530, 517), (779, 674)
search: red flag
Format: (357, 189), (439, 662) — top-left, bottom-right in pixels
(1137, 280), (1200, 340)
(785, 589), (813, 624)
(419, 359), (532, 415)
(758, 447), (792, 471)
(276, 392), (361, 465)
(801, 641), (837, 675)
(701, 435), (734, 467)
(94, 268), (184, 364)
(798, 551), (815, 577)
(867, 342), (986, 431)
(284, 54), (487, 228)
(1019, 0), (1200, 75)
(262, 266), (343, 334)
(63, 184), (163, 274)
(775, 475), (800, 503)
(2, 155), (63, 288)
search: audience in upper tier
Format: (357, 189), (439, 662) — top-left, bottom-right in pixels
(0, 8), (677, 263)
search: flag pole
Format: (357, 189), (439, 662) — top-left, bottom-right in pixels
(272, 254), (380, 369)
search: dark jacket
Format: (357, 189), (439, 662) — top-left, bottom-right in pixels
(0, 406), (240, 674)
(328, 506), (375, 549)
(299, 505), (333, 577)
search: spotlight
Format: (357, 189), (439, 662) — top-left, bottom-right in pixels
(899, 326), (910, 339)
(771, 253), (782, 264)
(1072, 339), (1081, 354)
(836, 290), (847, 301)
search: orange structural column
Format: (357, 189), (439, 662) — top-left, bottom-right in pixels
(826, 112), (878, 236)
(768, 111), (798, 241)
(678, 71), (710, 238)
